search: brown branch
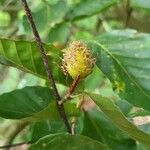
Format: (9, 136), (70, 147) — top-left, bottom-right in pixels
(71, 117), (77, 135)
(0, 6), (21, 12)
(21, 0), (71, 133)
(68, 76), (80, 96)
(0, 142), (28, 149)
(61, 75), (80, 103)
(4, 122), (28, 150)
(125, 0), (133, 27)
(95, 17), (102, 33)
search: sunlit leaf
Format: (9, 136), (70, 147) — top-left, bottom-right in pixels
(0, 39), (66, 84)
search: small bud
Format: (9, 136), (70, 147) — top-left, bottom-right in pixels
(61, 41), (95, 79)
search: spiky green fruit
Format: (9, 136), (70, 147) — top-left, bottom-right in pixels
(61, 41), (95, 79)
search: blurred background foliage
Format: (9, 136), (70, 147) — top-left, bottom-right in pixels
(0, 0), (150, 149)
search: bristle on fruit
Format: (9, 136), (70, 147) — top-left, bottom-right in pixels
(61, 41), (96, 79)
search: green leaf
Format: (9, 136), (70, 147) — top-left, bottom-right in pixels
(30, 121), (52, 143)
(29, 133), (110, 150)
(48, 0), (68, 24)
(84, 66), (114, 97)
(23, 0), (68, 33)
(138, 123), (150, 134)
(88, 93), (150, 148)
(0, 11), (10, 27)
(131, 0), (150, 11)
(0, 0), (5, 4)
(88, 29), (150, 111)
(30, 120), (66, 143)
(0, 86), (54, 119)
(114, 100), (133, 116)
(81, 109), (136, 150)
(64, 0), (119, 21)
(0, 39), (65, 84)
(23, 6), (49, 33)
(84, 66), (104, 92)
(137, 143), (149, 150)
(47, 23), (70, 43)
(0, 86), (80, 120)
(26, 99), (80, 122)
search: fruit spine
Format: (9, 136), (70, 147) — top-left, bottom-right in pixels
(61, 41), (95, 79)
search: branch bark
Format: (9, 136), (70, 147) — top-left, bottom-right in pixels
(4, 122), (28, 150)
(0, 142), (28, 149)
(62, 75), (80, 102)
(21, 0), (71, 133)
(125, 0), (133, 27)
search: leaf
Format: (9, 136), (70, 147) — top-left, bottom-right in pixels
(0, 86), (80, 120)
(81, 109), (136, 150)
(137, 143), (149, 150)
(138, 123), (150, 134)
(115, 99), (150, 118)
(30, 120), (65, 143)
(30, 121), (52, 143)
(88, 93), (150, 148)
(23, 6), (49, 33)
(23, 0), (68, 33)
(48, 0), (68, 24)
(87, 29), (150, 112)
(84, 66), (115, 97)
(0, 0), (5, 4)
(0, 86), (54, 119)
(64, 0), (119, 21)
(84, 66), (104, 92)
(0, 39), (65, 84)
(26, 99), (80, 122)
(47, 23), (70, 43)
(114, 100), (133, 116)
(131, 0), (150, 11)
(29, 133), (110, 150)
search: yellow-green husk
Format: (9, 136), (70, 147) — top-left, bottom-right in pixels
(61, 41), (95, 79)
